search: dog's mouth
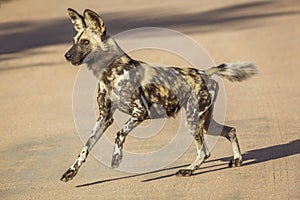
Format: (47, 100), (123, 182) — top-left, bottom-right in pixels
(70, 59), (84, 66)
(71, 61), (81, 66)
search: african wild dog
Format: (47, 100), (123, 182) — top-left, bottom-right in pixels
(60, 8), (257, 182)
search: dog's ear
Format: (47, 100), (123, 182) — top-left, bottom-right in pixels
(67, 8), (86, 32)
(83, 9), (106, 35)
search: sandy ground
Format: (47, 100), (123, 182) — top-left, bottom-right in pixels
(1, 0), (300, 199)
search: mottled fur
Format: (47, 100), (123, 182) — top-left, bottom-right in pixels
(60, 8), (257, 182)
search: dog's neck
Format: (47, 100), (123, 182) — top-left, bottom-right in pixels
(85, 35), (130, 78)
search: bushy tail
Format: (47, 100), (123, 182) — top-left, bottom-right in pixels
(205, 61), (257, 82)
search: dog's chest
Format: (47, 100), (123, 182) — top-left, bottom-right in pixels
(110, 69), (140, 109)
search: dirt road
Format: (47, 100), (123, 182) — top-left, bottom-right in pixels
(0, 0), (299, 199)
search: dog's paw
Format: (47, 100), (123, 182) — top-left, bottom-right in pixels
(175, 169), (193, 177)
(111, 153), (122, 169)
(205, 152), (211, 160)
(228, 158), (243, 167)
(60, 168), (78, 182)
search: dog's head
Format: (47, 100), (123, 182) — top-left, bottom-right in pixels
(65, 8), (107, 66)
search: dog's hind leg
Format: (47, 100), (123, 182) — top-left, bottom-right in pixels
(207, 119), (242, 167)
(176, 94), (211, 177)
(220, 123), (242, 167)
(176, 115), (211, 176)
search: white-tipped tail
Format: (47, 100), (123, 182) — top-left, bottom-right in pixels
(205, 61), (257, 82)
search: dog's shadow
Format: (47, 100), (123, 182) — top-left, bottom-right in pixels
(76, 139), (300, 187)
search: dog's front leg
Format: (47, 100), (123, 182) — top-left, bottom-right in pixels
(60, 116), (113, 182)
(111, 117), (143, 168)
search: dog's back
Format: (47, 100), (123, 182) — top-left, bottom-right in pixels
(104, 57), (212, 119)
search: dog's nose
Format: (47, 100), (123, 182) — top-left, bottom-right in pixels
(65, 53), (73, 61)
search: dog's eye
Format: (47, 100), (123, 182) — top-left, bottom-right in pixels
(81, 39), (90, 46)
